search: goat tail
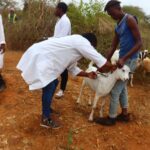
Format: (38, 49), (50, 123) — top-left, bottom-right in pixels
(88, 61), (94, 68)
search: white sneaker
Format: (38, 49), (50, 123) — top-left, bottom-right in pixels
(55, 90), (64, 98)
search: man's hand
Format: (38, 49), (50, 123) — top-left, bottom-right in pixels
(111, 65), (117, 72)
(0, 44), (6, 54)
(87, 71), (97, 79)
(77, 71), (97, 79)
(117, 58), (125, 68)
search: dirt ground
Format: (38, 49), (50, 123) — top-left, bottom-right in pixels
(0, 51), (150, 150)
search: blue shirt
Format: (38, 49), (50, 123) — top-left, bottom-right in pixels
(115, 14), (139, 59)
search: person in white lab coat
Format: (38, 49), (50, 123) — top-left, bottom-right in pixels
(54, 2), (71, 98)
(0, 12), (6, 91)
(17, 33), (115, 129)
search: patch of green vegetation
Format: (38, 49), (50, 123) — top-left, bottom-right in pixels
(1, 0), (150, 61)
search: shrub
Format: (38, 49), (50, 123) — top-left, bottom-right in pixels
(1, 0), (150, 58)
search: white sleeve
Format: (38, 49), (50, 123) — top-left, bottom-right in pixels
(77, 44), (107, 68)
(0, 15), (5, 44)
(67, 62), (82, 77)
(54, 19), (71, 37)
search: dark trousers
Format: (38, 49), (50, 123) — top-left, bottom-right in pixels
(0, 74), (5, 86)
(60, 69), (68, 91)
(42, 79), (58, 118)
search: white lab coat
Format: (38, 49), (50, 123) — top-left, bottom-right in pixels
(0, 14), (5, 69)
(54, 14), (71, 37)
(17, 35), (107, 90)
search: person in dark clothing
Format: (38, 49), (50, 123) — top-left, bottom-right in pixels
(95, 0), (142, 126)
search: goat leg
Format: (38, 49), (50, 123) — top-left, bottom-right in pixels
(76, 80), (85, 104)
(89, 94), (99, 121)
(130, 74), (134, 87)
(88, 89), (93, 106)
(99, 98), (106, 118)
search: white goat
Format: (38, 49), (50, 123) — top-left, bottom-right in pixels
(111, 49), (150, 87)
(77, 62), (130, 121)
(76, 62), (97, 106)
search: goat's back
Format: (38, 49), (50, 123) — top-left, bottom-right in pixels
(84, 73), (116, 97)
(143, 57), (150, 72)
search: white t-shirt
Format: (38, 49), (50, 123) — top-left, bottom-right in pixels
(17, 35), (107, 90)
(54, 14), (71, 37)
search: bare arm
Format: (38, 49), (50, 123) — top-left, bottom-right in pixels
(107, 31), (119, 61)
(77, 71), (97, 79)
(68, 62), (97, 79)
(97, 61), (117, 73)
(117, 16), (142, 68)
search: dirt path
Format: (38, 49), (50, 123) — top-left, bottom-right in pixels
(0, 51), (150, 150)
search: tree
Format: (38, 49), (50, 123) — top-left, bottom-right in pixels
(0, 0), (17, 9)
(123, 6), (146, 20)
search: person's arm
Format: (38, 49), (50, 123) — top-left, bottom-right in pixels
(77, 71), (97, 79)
(107, 31), (119, 62)
(117, 16), (142, 68)
(97, 61), (117, 73)
(67, 62), (97, 79)
(76, 43), (116, 73)
(0, 15), (6, 53)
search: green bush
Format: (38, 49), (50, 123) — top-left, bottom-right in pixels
(4, 0), (56, 50)
(2, 0), (150, 54)
(123, 6), (150, 50)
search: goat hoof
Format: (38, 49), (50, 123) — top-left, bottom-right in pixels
(88, 103), (92, 106)
(88, 119), (93, 122)
(88, 117), (93, 122)
(130, 85), (133, 87)
(76, 100), (80, 104)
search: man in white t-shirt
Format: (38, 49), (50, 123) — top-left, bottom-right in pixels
(17, 33), (115, 129)
(0, 12), (6, 91)
(53, 2), (71, 98)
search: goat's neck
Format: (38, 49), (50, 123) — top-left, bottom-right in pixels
(104, 71), (119, 90)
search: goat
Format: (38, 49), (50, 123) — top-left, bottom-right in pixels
(77, 62), (130, 121)
(111, 49), (150, 87)
(138, 50), (150, 60)
(142, 57), (150, 75)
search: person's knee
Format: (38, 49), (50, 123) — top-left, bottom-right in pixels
(110, 90), (120, 103)
(111, 87), (120, 96)
(42, 101), (50, 109)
